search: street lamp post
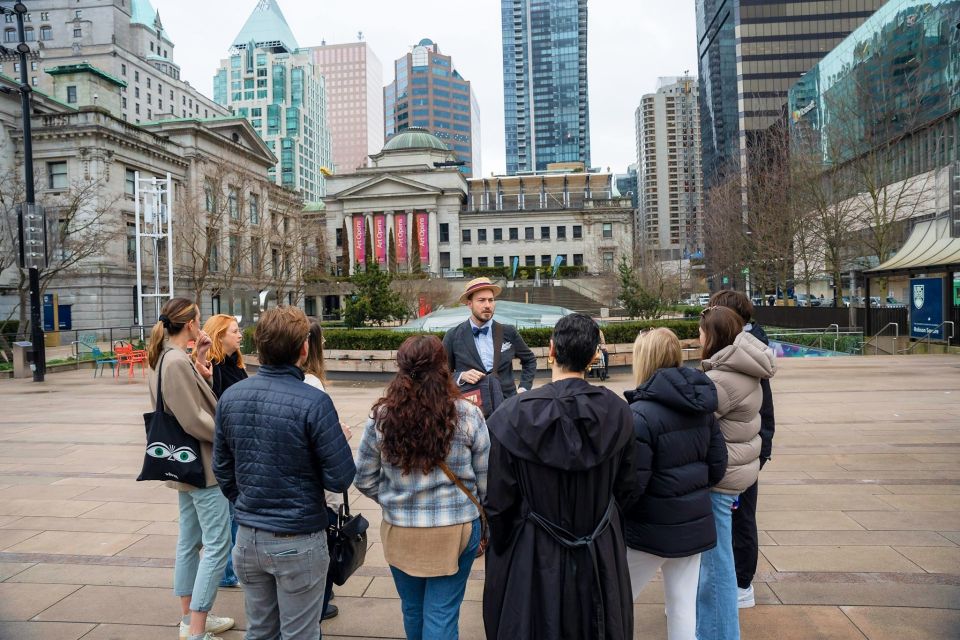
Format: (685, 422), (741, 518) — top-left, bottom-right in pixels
(1, 2), (46, 382)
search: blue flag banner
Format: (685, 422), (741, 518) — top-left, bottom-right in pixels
(511, 256), (520, 280)
(910, 277), (944, 339)
(551, 255), (565, 278)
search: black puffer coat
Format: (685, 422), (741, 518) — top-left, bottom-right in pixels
(623, 367), (727, 557)
(213, 365), (355, 534)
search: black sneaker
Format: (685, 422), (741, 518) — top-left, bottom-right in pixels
(322, 604), (339, 621)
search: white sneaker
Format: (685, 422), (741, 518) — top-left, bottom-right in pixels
(179, 614), (235, 639)
(737, 584), (755, 609)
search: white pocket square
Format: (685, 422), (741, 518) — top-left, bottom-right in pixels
(501, 342), (512, 352)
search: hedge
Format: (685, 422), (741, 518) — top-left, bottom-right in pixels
(461, 265), (588, 280)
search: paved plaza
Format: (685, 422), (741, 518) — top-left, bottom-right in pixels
(0, 356), (958, 639)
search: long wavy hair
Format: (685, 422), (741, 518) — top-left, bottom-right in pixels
(201, 314), (245, 368)
(302, 320), (327, 385)
(372, 335), (461, 475)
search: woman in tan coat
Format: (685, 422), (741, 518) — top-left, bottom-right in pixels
(146, 297), (234, 640)
(695, 306), (775, 640)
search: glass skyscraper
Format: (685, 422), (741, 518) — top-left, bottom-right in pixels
(696, 0), (887, 189)
(501, 0), (590, 174)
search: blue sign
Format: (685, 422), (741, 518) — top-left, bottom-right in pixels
(511, 256), (519, 280)
(910, 277), (944, 339)
(551, 255), (564, 278)
(42, 294), (55, 332)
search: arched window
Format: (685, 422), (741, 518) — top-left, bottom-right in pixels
(39, 26), (52, 41)
(23, 27), (35, 41)
(3, 28), (15, 43)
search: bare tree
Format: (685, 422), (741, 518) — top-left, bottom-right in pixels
(0, 169), (120, 336)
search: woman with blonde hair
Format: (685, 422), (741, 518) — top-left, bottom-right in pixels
(622, 327), (727, 640)
(146, 298), (234, 640)
(195, 314), (248, 589)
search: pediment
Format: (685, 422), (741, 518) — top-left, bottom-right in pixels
(334, 174), (442, 200)
(204, 119), (275, 163)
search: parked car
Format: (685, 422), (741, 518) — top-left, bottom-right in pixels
(697, 294), (711, 306)
(795, 293), (812, 307)
(885, 296), (906, 308)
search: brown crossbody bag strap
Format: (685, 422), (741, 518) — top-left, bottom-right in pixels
(438, 461), (489, 556)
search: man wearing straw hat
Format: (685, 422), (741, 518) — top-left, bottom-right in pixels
(443, 277), (537, 417)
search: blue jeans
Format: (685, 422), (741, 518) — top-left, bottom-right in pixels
(697, 492), (740, 640)
(173, 486), (231, 612)
(389, 519), (480, 640)
(221, 504), (239, 585)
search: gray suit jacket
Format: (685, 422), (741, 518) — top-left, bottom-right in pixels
(443, 320), (537, 401)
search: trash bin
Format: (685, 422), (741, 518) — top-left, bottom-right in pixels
(12, 341), (34, 379)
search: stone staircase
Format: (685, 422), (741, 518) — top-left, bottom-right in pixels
(497, 283), (606, 316)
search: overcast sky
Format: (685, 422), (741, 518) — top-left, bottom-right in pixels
(156, 0), (699, 176)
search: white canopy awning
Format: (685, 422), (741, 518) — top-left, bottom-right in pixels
(868, 216), (960, 276)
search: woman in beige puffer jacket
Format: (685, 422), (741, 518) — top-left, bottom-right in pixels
(696, 305), (775, 640)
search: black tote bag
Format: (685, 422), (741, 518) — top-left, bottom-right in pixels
(327, 491), (369, 586)
(136, 350), (207, 488)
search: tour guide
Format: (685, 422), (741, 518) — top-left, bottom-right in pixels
(443, 277), (537, 417)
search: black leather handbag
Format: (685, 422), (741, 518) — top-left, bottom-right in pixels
(327, 490), (369, 585)
(136, 350), (207, 489)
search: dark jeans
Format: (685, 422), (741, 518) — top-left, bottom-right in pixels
(732, 478), (759, 589)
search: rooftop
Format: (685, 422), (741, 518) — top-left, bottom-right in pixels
(44, 63), (127, 88)
(232, 0), (299, 53)
(382, 128), (449, 152)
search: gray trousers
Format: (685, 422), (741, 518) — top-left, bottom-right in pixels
(234, 525), (330, 640)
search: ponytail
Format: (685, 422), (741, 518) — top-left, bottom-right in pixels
(147, 320), (167, 369)
(147, 297), (199, 370)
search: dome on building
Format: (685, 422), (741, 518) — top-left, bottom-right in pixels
(382, 128), (449, 152)
(418, 38), (435, 46)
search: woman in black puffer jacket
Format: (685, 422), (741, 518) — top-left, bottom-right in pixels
(623, 327), (727, 640)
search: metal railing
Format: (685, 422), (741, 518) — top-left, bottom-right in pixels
(899, 321), (955, 354)
(873, 322), (900, 355)
(767, 328), (864, 354)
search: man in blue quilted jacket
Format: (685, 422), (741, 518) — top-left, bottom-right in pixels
(213, 306), (356, 640)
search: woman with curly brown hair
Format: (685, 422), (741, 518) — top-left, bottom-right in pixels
(354, 335), (490, 640)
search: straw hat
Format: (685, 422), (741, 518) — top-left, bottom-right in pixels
(459, 277), (502, 305)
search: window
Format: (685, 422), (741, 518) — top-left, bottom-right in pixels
(39, 26), (52, 41)
(230, 235), (241, 274)
(75, 10), (82, 18)
(47, 162), (67, 189)
(478, 229), (487, 242)
(573, 254), (584, 266)
(524, 227), (534, 241)
(557, 254), (567, 267)
(557, 226), (566, 240)
(602, 223), (613, 239)
(121, 64), (127, 76)
(478, 257), (488, 267)
(248, 193), (259, 224)
(602, 251), (614, 271)
(541, 255), (551, 266)
(3, 29), (14, 43)
(509, 227), (518, 241)
(250, 240), (261, 272)
(73, 27), (81, 38)
(209, 231), (220, 273)
(211, 294), (221, 316)
(461, 229), (471, 243)
(540, 226), (550, 240)
(228, 187), (238, 220)
(204, 181), (216, 212)
(493, 228), (502, 242)
(271, 248), (279, 278)
(125, 169), (136, 196)
(573, 225), (583, 239)
(462, 257), (473, 268)
(23, 27), (34, 41)
(126, 224), (136, 263)
(135, 71), (139, 82)
(66, 86), (77, 104)
(525, 255), (535, 267)
(134, 87), (139, 98)
(494, 256), (504, 267)
(439, 223), (449, 243)
(40, 12), (49, 21)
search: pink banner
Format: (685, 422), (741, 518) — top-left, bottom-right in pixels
(374, 214), (387, 264)
(416, 212), (429, 264)
(353, 216), (365, 264)
(396, 216), (408, 262)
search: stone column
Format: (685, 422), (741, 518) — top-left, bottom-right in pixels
(344, 213), (355, 275)
(428, 209), (440, 275)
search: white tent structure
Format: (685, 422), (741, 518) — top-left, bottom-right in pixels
(397, 300), (573, 332)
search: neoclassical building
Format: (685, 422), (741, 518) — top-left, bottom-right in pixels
(321, 128), (635, 279)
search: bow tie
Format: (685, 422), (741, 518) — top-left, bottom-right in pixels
(472, 326), (489, 337)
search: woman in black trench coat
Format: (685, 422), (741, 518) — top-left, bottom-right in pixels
(482, 313), (642, 640)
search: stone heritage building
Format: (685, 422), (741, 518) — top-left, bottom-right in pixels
(0, 69), (304, 331)
(319, 128), (635, 281)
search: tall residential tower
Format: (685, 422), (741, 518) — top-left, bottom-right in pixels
(636, 77), (703, 262)
(310, 42), (384, 174)
(501, 0), (590, 174)
(384, 39), (481, 177)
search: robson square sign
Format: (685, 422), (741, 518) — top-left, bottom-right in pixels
(910, 277), (945, 340)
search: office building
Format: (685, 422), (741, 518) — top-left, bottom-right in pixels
(501, 0), (590, 174)
(309, 41), (384, 174)
(636, 77), (703, 262)
(384, 39), (481, 177)
(213, 0), (332, 202)
(696, 0), (887, 188)
(0, 0), (227, 124)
